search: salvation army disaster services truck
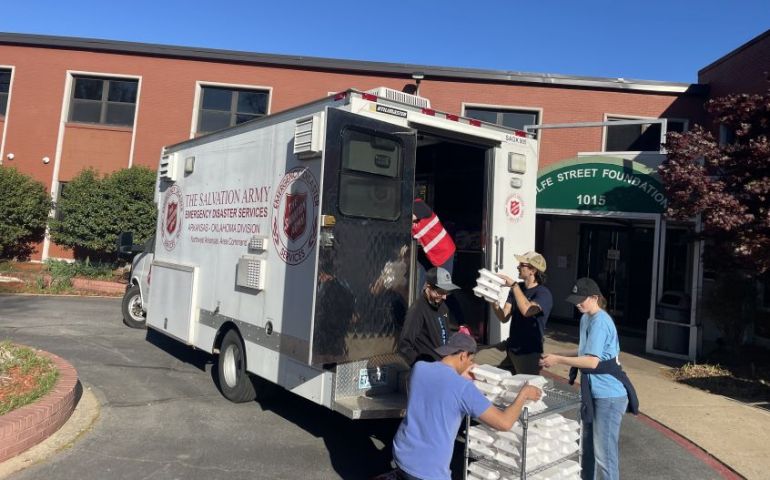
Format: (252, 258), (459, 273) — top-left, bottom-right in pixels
(139, 87), (539, 419)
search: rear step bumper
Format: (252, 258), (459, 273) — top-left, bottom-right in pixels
(333, 392), (406, 419)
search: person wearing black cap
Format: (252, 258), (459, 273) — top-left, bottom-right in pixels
(392, 333), (542, 480)
(398, 267), (460, 366)
(539, 277), (637, 480)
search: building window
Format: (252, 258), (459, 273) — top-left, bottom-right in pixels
(464, 107), (539, 136)
(54, 182), (68, 221)
(719, 124), (737, 146)
(0, 69), (10, 116)
(197, 86), (269, 135)
(605, 117), (687, 152)
(69, 76), (138, 127)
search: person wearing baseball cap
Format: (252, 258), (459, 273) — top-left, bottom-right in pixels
(392, 333), (542, 480)
(540, 278), (637, 480)
(475, 251), (553, 375)
(398, 267), (460, 366)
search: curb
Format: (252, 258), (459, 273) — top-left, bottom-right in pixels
(541, 370), (745, 480)
(0, 350), (80, 462)
(0, 386), (99, 479)
(71, 278), (125, 295)
(635, 413), (746, 480)
(39, 275), (125, 295)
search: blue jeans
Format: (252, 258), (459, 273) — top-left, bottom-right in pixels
(582, 396), (628, 480)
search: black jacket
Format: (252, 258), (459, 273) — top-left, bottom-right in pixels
(398, 293), (452, 366)
(569, 358), (640, 424)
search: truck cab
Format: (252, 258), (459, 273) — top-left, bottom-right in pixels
(118, 233), (154, 328)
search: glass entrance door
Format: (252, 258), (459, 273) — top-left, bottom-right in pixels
(577, 223), (653, 332)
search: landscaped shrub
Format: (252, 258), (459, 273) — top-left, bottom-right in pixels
(49, 167), (157, 260)
(0, 167), (53, 260)
(45, 259), (116, 281)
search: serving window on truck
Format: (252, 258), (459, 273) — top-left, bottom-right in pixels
(339, 128), (402, 221)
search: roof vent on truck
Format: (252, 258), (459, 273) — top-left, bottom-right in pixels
(365, 87), (431, 109)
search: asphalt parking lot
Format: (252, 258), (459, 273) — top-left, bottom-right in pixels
(0, 295), (725, 479)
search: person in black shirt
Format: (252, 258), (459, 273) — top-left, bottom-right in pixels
(398, 267), (459, 366)
(475, 251), (553, 375)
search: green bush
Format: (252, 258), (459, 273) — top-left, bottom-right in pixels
(45, 259), (116, 280)
(0, 167), (53, 259)
(49, 167), (157, 260)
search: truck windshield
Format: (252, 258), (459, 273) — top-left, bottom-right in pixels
(339, 128), (401, 220)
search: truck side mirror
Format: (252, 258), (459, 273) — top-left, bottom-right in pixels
(117, 232), (134, 256)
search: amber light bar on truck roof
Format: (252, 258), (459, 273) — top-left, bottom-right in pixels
(334, 89), (530, 138)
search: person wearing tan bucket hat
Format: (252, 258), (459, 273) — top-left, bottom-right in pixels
(474, 251), (553, 375)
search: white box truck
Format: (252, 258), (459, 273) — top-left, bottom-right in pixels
(141, 87), (539, 419)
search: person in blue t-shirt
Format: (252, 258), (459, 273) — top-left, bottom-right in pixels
(475, 251), (553, 375)
(539, 278), (628, 480)
(392, 333), (542, 480)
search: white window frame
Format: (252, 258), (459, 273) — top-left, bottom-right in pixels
(190, 81), (273, 138)
(718, 124), (736, 146)
(601, 113), (689, 154)
(461, 102), (543, 138)
(43, 70), (143, 260)
(68, 74), (141, 128)
(0, 65), (14, 166)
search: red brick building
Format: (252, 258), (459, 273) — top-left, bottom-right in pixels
(0, 30), (767, 359)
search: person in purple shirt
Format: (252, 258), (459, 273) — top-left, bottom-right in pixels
(392, 333), (542, 480)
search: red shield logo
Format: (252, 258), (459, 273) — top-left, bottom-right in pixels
(166, 201), (178, 234)
(509, 199), (521, 217)
(284, 193), (307, 241)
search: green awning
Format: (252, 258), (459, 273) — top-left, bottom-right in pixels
(536, 156), (667, 214)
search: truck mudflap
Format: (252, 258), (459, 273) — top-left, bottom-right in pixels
(332, 353), (409, 419)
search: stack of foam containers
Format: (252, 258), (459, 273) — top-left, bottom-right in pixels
(473, 269), (511, 309)
(467, 367), (581, 479)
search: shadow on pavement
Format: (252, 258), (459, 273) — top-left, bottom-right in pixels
(256, 387), (400, 479)
(145, 328), (213, 371)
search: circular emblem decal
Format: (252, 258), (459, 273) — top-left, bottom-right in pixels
(505, 194), (524, 223)
(271, 167), (319, 265)
(161, 185), (184, 251)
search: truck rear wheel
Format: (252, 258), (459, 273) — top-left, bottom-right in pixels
(217, 329), (257, 403)
(121, 285), (146, 329)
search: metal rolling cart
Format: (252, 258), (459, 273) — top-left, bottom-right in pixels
(463, 380), (582, 480)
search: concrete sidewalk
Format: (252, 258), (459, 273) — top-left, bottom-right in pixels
(543, 324), (769, 480)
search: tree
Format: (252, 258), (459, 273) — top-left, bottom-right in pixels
(661, 88), (770, 349)
(0, 167), (52, 259)
(660, 89), (770, 275)
(49, 167), (157, 260)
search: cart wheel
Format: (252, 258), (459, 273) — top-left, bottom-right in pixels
(216, 329), (257, 403)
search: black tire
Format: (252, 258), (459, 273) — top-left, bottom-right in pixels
(121, 285), (146, 329)
(217, 329), (257, 403)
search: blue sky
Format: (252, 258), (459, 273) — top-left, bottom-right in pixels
(2, 1), (768, 83)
